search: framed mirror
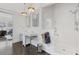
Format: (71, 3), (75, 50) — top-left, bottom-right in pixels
(32, 13), (39, 27)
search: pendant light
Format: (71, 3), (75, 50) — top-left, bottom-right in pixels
(21, 3), (27, 16)
(28, 6), (35, 13)
(21, 3), (36, 16)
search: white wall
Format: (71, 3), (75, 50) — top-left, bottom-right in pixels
(42, 3), (79, 55)
(13, 15), (26, 43)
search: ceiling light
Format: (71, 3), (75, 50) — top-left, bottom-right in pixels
(21, 3), (36, 16)
(28, 6), (35, 12)
(21, 12), (27, 16)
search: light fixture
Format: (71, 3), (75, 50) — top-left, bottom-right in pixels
(21, 3), (27, 16)
(21, 12), (27, 16)
(21, 3), (36, 16)
(28, 6), (35, 13)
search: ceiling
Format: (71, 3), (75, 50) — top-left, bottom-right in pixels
(0, 3), (53, 14)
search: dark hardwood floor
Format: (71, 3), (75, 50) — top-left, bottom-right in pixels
(12, 41), (49, 55)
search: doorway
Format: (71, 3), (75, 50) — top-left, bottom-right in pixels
(0, 12), (13, 54)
